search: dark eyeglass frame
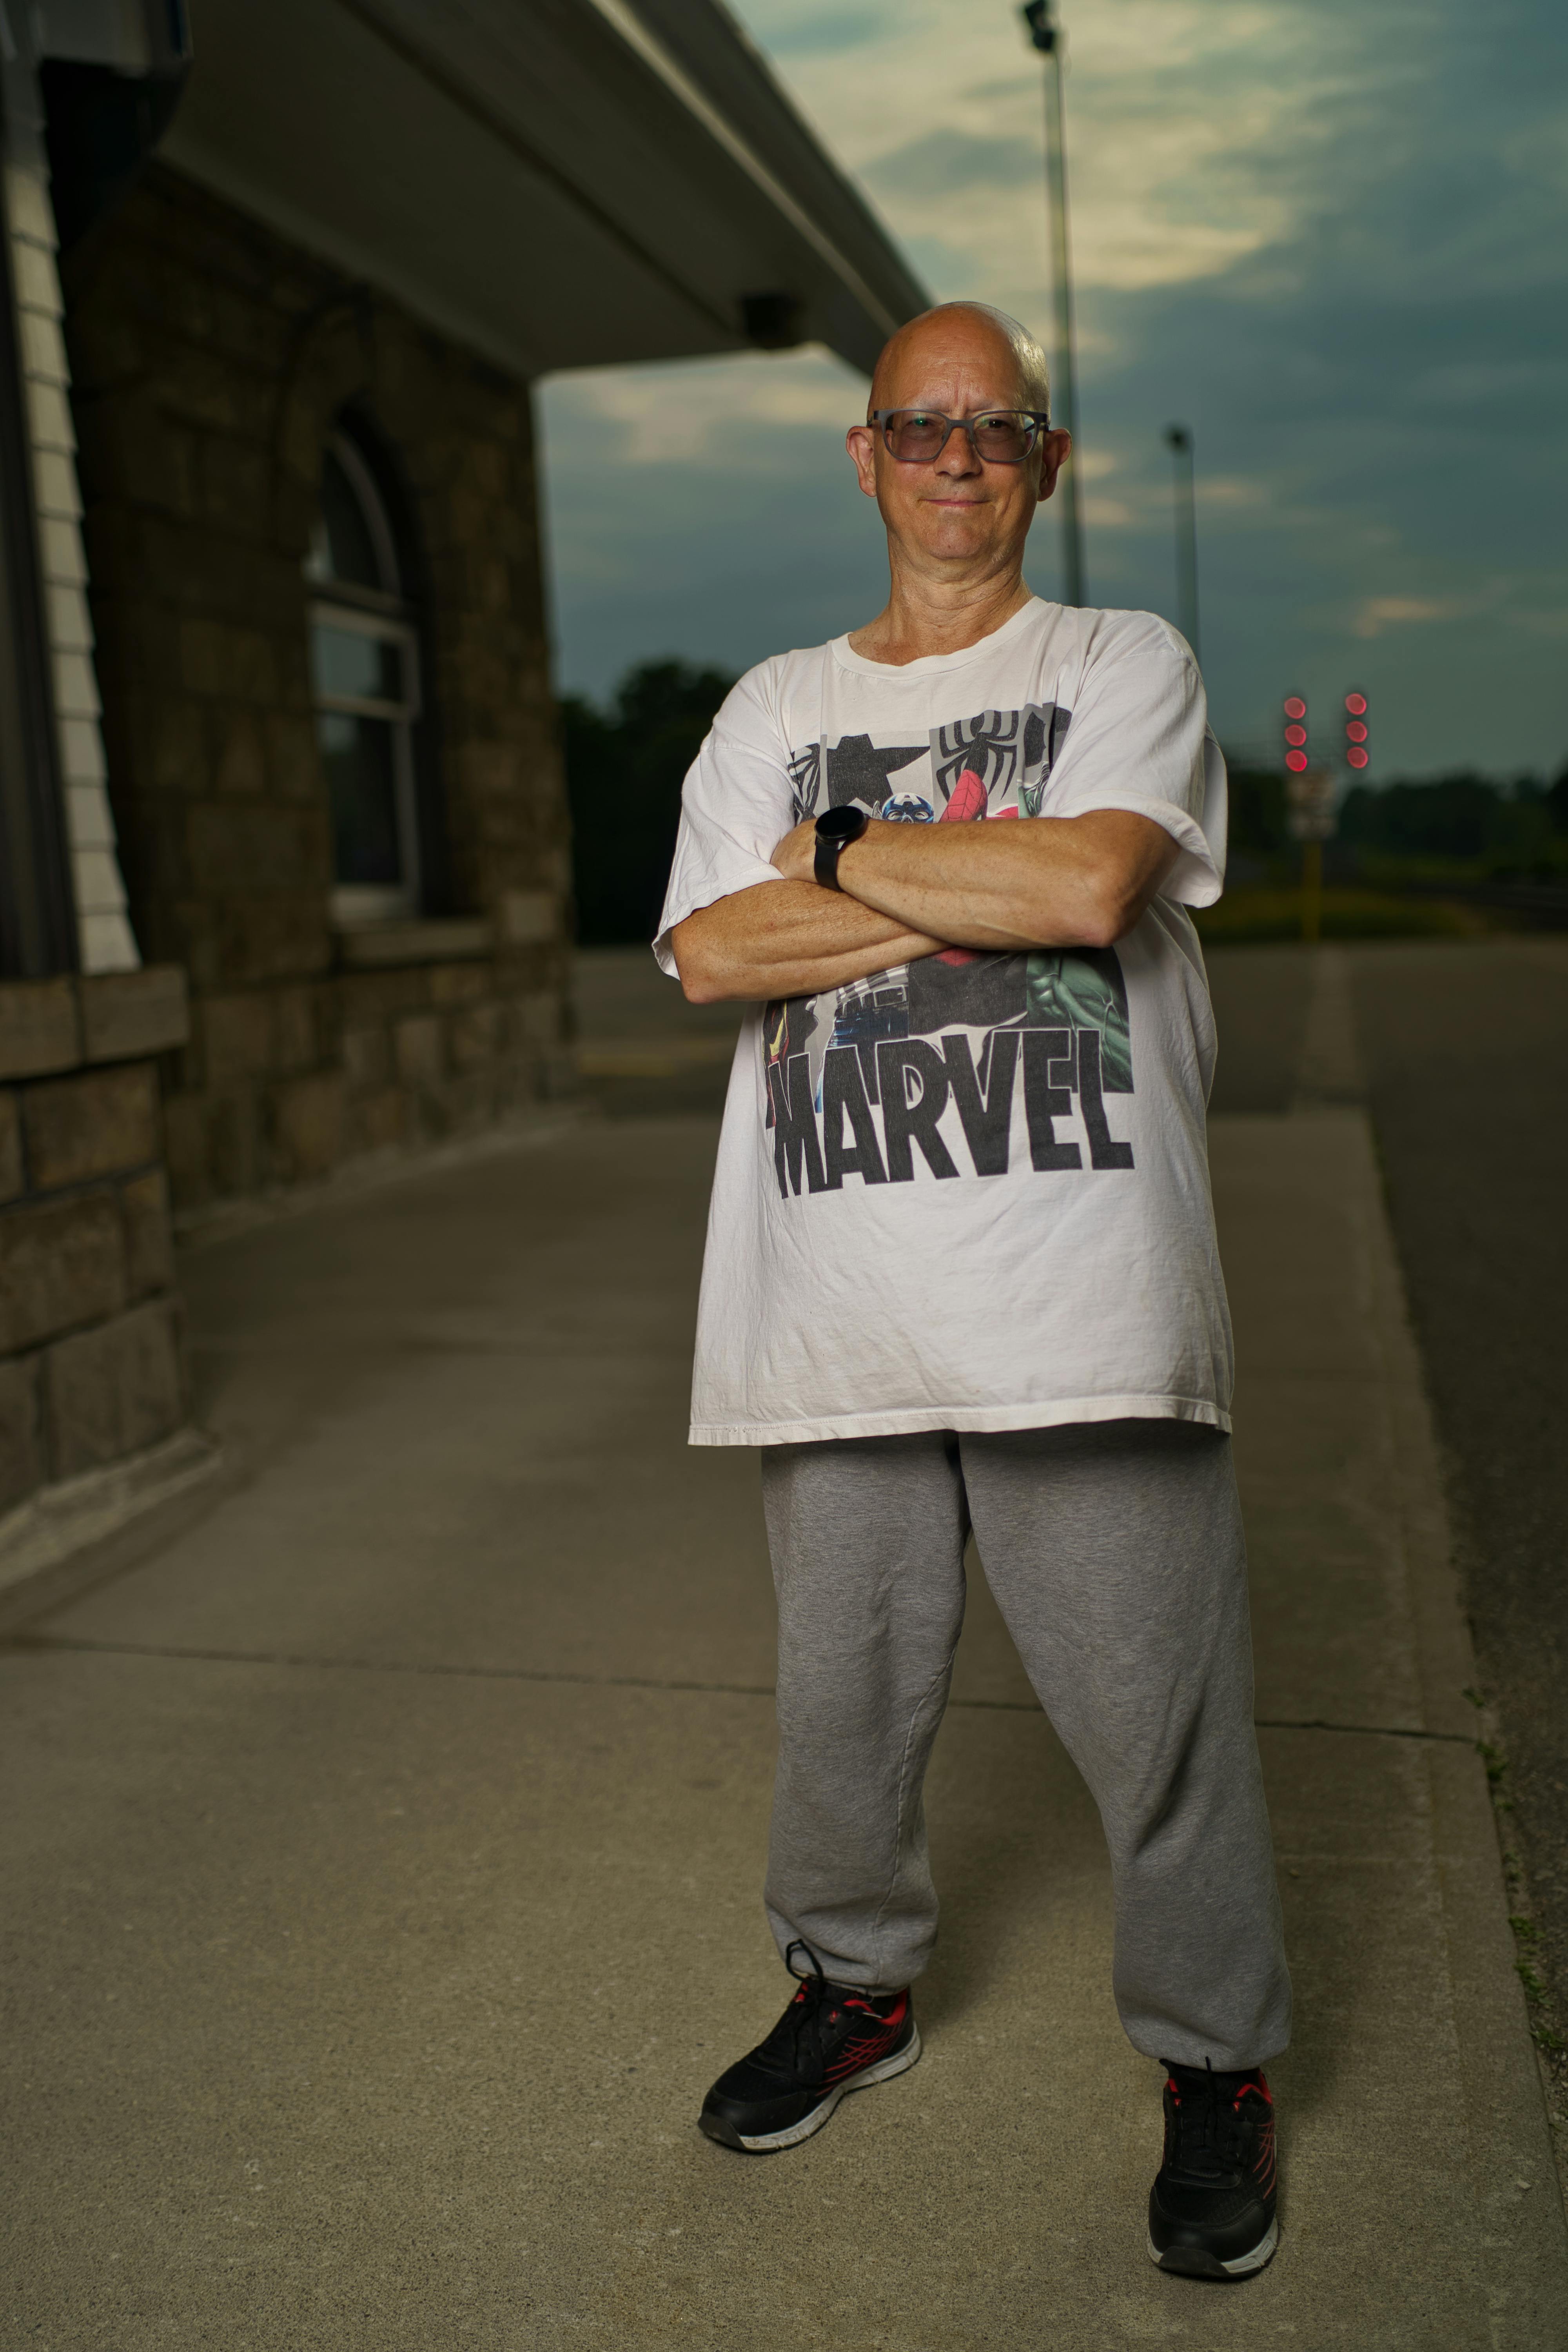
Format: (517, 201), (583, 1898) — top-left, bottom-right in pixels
(868, 408), (1053, 464)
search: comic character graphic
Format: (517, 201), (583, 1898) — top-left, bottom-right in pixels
(788, 743), (823, 825)
(829, 973), (910, 1100)
(929, 703), (1069, 810)
(769, 704), (1131, 1150)
(764, 990), (835, 1121)
(905, 952), (1028, 1038)
(1025, 949), (1133, 1092)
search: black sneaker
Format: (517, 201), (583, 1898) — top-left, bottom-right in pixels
(699, 1942), (920, 2153)
(1147, 2060), (1279, 2280)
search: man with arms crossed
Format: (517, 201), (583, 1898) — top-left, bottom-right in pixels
(657, 302), (1289, 2282)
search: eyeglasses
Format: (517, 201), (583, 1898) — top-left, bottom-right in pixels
(869, 408), (1051, 465)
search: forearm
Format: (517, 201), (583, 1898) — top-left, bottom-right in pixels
(670, 880), (944, 1004)
(833, 810), (1179, 951)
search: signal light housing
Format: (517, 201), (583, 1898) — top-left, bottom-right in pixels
(1345, 690), (1369, 771)
(1283, 695), (1308, 772)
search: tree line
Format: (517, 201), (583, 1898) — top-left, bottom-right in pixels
(563, 661), (1568, 944)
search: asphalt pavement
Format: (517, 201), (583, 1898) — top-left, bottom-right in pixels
(1205, 937), (1568, 2115)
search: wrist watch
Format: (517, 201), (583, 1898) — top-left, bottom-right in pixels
(814, 803), (870, 890)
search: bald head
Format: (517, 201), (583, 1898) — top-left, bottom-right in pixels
(869, 302), (1051, 418)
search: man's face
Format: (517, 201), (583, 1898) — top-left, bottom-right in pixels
(846, 315), (1071, 577)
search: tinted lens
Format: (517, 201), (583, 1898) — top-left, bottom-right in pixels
(971, 413), (1034, 461)
(884, 410), (949, 460)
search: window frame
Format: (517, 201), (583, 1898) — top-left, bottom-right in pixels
(308, 428), (426, 927)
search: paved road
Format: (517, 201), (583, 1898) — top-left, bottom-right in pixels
(1207, 937), (1568, 2113)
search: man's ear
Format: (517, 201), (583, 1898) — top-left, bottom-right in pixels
(1037, 428), (1071, 505)
(846, 424), (879, 499)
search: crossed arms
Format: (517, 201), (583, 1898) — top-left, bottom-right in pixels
(670, 808), (1181, 1005)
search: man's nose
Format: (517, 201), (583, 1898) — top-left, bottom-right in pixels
(934, 423), (982, 477)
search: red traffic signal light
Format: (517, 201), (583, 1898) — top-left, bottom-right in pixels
(1283, 695), (1308, 771)
(1344, 690), (1368, 771)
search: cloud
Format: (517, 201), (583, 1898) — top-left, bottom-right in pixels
(861, 131), (1040, 203)
(1351, 595), (1474, 639)
(536, 0), (1568, 774)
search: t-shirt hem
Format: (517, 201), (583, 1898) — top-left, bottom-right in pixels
(687, 1394), (1232, 1448)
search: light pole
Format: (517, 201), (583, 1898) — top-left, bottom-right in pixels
(1022, 0), (1085, 608)
(1163, 423), (1200, 666)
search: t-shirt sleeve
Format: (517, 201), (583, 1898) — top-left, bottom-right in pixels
(652, 662), (795, 977)
(1042, 612), (1226, 906)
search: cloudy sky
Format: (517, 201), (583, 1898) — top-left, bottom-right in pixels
(539, 0), (1568, 779)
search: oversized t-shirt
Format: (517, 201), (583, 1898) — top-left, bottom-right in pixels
(653, 596), (1233, 1448)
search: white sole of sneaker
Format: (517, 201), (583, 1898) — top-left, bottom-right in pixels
(1147, 2214), (1279, 2280)
(726, 2025), (924, 2153)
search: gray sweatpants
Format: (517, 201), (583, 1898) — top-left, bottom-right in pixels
(759, 1421), (1291, 2071)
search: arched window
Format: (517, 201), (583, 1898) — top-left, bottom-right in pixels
(305, 426), (423, 923)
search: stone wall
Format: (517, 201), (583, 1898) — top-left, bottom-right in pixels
(0, 967), (189, 1517)
(59, 166), (574, 1214)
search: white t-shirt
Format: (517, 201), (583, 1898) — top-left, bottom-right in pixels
(654, 596), (1233, 1448)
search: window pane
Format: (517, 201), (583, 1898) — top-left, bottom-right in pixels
(318, 710), (403, 885)
(314, 448), (386, 590)
(311, 621), (403, 705)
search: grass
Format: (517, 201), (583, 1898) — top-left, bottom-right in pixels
(1195, 886), (1488, 946)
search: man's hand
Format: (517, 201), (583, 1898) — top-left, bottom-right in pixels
(770, 820), (827, 884)
(670, 881), (946, 1006)
(774, 806), (1179, 954)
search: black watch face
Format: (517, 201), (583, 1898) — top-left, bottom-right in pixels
(817, 804), (868, 844)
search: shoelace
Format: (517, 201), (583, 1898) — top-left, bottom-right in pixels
(1166, 2061), (1258, 2183)
(759, 1941), (882, 2087)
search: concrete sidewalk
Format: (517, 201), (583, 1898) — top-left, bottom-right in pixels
(3, 1085), (1566, 2342)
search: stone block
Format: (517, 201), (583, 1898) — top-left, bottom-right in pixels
(0, 977), (80, 1080)
(160, 1093), (209, 1210)
(519, 991), (565, 1049)
(201, 991), (274, 1084)
(338, 967), (430, 1027)
(22, 1065), (159, 1190)
(0, 1353), (43, 1514)
(269, 1072), (343, 1183)
(187, 802), (325, 894)
(347, 1086), (407, 1157)
(0, 1093), (20, 1204)
(149, 699), (207, 793)
(214, 893), (333, 987)
(180, 616), (278, 702)
(499, 889), (559, 946)
(214, 715), (267, 797)
(449, 1002), (503, 1070)
(0, 1192), (125, 1352)
(205, 1091), (264, 1200)
(79, 965), (191, 1061)
(342, 1027), (391, 1093)
(121, 1168), (174, 1298)
(394, 1014), (445, 1089)
(264, 710), (320, 802)
(199, 436), (269, 534)
(273, 987), (320, 1074)
(43, 1296), (185, 1481)
(429, 961), (489, 1007)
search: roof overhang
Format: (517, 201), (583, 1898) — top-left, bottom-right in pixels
(159, 0), (930, 381)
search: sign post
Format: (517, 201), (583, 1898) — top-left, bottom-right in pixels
(1287, 766), (1337, 944)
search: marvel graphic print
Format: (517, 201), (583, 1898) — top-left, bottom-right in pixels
(764, 703), (1136, 1200)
